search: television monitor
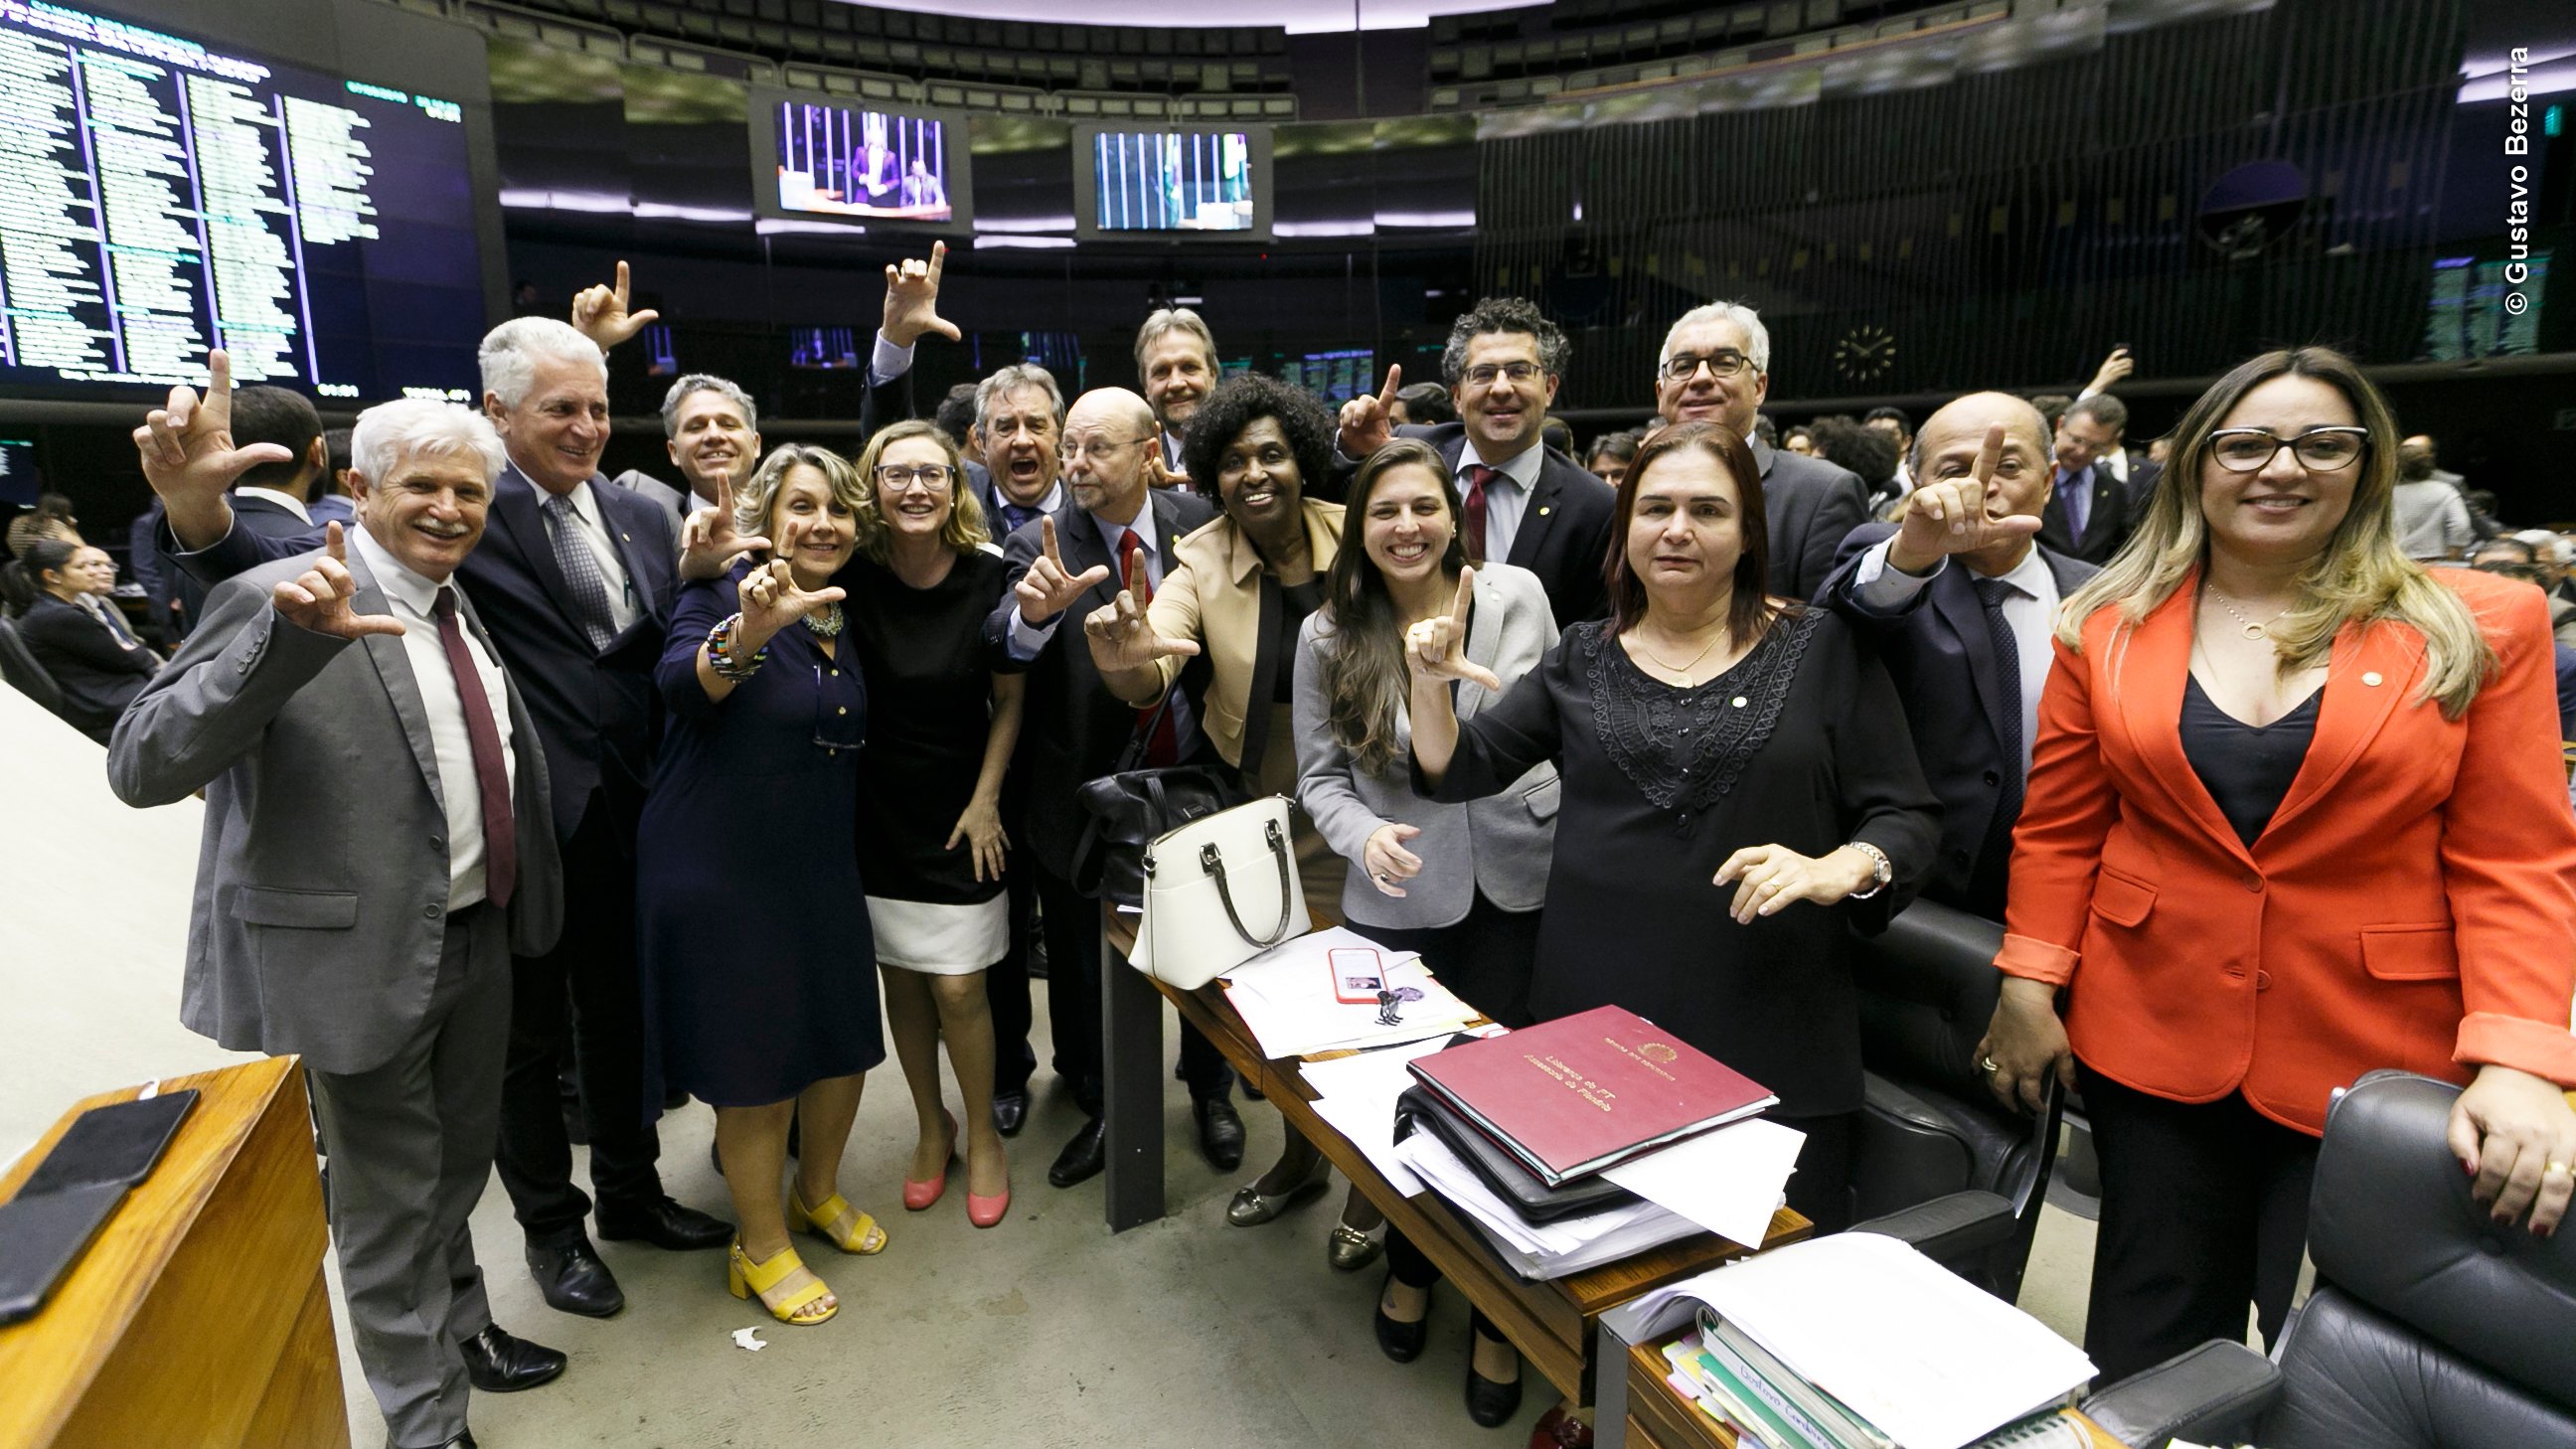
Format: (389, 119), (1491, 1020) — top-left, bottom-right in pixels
(1283, 349), (1374, 405)
(788, 327), (863, 370)
(0, 0), (490, 402)
(1074, 124), (1270, 242)
(748, 86), (970, 230)
(0, 439), (38, 507)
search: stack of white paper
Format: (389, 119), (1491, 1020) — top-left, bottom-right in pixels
(1602, 1117), (1805, 1249)
(1218, 926), (1483, 1057)
(1297, 1037), (1461, 1197)
(1394, 1132), (1700, 1281)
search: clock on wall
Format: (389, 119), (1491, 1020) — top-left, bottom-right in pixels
(1834, 324), (1896, 383)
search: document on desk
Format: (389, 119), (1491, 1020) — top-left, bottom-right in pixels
(1686, 1231), (2097, 1449)
(1300, 1038), (1460, 1198)
(1601, 1117), (1804, 1249)
(1219, 927), (1479, 1057)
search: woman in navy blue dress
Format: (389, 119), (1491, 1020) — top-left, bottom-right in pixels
(638, 444), (888, 1327)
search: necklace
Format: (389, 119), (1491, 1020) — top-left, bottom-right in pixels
(1628, 625), (1725, 686)
(802, 600), (845, 639)
(2202, 585), (2283, 642)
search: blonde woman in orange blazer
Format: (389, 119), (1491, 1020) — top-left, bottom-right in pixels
(1977, 347), (2576, 1384)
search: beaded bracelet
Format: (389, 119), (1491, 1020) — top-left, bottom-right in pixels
(706, 611), (768, 681)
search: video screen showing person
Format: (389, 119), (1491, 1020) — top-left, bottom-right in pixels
(1091, 131), (1253, 233)
(773, 100), (952, 222)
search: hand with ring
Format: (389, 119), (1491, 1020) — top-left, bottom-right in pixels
(1363, 823), (1424, 898)
(2446, 1063), (2576, 1234)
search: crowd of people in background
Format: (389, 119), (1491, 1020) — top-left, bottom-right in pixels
(5, 242), (2575, 1449)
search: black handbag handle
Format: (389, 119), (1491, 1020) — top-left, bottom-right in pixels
(1200, 815), (1294, 948)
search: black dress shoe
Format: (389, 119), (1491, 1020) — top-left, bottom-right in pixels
(597, 1197), (732, 1251)
(993, 1089), (1029, 1138)
(527, 1238), (624, 1318)
(1194, 1096), (1245, 1171)
(1373, 1272), (1427, 1364)
(459, 1323), (566, 1392)
(1465, 1313), (1523, 1427)
(1047, 1117), (1107, 1189)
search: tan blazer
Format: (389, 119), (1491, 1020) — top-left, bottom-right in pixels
(1127, 497), (1345, 769)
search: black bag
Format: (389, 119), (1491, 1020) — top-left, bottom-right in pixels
(1069, 692), (1250, 905)
(1393, 1084), (1642, 1224)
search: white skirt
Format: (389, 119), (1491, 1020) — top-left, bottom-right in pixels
(868, 894), (1008, 975)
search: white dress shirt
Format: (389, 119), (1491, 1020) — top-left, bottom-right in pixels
(548, 480), (643, 632)
(235, 485), (314, 523)
(1850, 539), (2059, 778)
(349, 524), (519, 910)
(1007, 500), (1200, 754)
(1458, 437), (1541, 563)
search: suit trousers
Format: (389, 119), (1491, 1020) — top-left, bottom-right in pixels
(496, 795), (663, 1244)
(1032, 852), (1229, 1112)
(2077, 1062), (2321, 1385)
(984, 862), (1042, 1096)
(307, 901), (510, 1449)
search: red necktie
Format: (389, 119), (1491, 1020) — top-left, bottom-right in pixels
(433, 588), (518, 909)
(1460, 464), (1495, 564)
(1119, 529), (1180, 767)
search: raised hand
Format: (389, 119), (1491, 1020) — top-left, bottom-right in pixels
(735, 534), (845, 649)
(569, 259), (659, 352)
(1016, 515), (1112, 626)
(271, 523), (404, 640)
(1363, 823), (1425, 897)
(1336, 364), (1401, 459)
(1402, 566), (1504, 693)
(1082, 548), (1202, 675)
(678, 468), (771, 581)
(133, 350), (294, 547)
(882, 240), (960, 348)
(2084, 346), (2135, 396)
(1887, 423), (2044, 573)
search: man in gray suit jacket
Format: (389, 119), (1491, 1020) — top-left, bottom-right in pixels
(110, 365), (565, 1449)
(1653, 301), (1871, 598)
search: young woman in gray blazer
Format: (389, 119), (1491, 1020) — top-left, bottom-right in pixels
(1293, 438), (1561, 1427)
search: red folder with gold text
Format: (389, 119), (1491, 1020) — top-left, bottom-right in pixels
(1406, 1006), (1777, 1186)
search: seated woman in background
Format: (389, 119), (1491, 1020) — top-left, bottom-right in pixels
(638, 444), (888, 1327)
(1978, 346), (2576, 1386)
(1295, 439), (1560, 1426)
(6, 539), (160, 743)
(845, 420), (1026, 1231)
(1407, 420), (1941, 1234)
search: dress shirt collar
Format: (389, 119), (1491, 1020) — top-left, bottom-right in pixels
(1975, 541), (2054, 601)
(1092, 497), (1157, 558)
(236, 486), (313, 524)
(991, 477), (1064, 522)
(347, 521), (447, 616)
(1460, 434), (1543, 491)
(2053, 461), (2094, 492)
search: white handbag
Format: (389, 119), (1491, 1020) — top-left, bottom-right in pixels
(1129, 794), (1311, 991)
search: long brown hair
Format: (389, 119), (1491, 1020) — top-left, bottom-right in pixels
(1605, 421), (1773, 645)
(1318, 440), (1469, 775)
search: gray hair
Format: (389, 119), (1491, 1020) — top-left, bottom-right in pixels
(659, 373), (758, 438)
(1438, 296), (1569, 388)
(1133, 308), (1217, 376)
(1659, 301), (1771, 377)
(2062, 393), (2129, 435)
(351, 399), (507, 488)
(478, 317), (607, 409)
(974, 364), (1064, 431)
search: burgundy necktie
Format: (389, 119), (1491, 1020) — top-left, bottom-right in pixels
(1118, 528), (1180, 767)
(1460, 464), (1496, 564)
(433, 588), (517, 909)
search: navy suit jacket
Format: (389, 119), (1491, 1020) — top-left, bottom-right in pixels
(2037, 461), (2146, 564)
(984, 487), (1217, 881)
(1752, 436), (1871, 601)
(165, 467), (680, 840)
(1340, 422), (1614, 624)
(1819, 523), (2096, 920)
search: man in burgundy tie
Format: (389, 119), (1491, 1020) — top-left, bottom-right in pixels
(111, 374), (567, 1449)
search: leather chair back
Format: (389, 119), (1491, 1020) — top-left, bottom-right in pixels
(0, 615), (65, 716)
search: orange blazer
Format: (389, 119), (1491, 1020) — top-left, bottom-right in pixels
(1997, 567), (2576, 1135)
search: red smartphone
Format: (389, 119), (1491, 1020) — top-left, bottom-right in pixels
(1328, 947), (1386, 1005)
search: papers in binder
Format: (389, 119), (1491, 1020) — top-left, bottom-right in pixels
(1393, 1131), (1698, 1280)
(1298, 1037), (1460, 1198)
(1603, 1117), (1804, 1249)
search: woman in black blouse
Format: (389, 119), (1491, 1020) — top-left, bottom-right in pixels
(1408, 421), (1940, 1231)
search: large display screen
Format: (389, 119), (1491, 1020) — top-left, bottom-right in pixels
(750, 87), (968, 229)
(0, 0), (488, 401)
(1074, 123), (1269, 242)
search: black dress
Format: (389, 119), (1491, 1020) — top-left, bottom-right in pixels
(1427, 610), (1941, 1121)
(636, 568), (885, 1107)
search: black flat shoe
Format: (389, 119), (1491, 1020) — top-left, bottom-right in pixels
(1194, 1096), (1245, 1171)
(1048, 1117), (1106, 1189)
(1466, 1314), (1523, 1427)
(993, 1090), (1029, 1138)
(527, 1238), (624, 1318)
(597, 1197), (732, 1251)
(1374, 1272), (1428, 1364)
(459, 1323), (565, 1392)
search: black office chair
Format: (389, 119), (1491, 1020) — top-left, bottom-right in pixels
(0, 614), (67, 718)
(1846, 896), (2061, 1299)
(2076, 1070), (2576, 1449)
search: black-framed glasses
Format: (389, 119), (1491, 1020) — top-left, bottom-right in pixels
(1462, 361), (1542, 388)
(1661, 350), (1753, 382)
(2206, 427), (2368, 473)
(875, 464), (955, 492)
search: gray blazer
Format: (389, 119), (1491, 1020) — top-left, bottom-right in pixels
(107, 546), (564, 1076)
(1294, 562), (1559, 929)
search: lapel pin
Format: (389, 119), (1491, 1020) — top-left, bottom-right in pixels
(1538, 506), (1551, 516)
(620, 533), (631, 542)
(2360, 671), (2383, 687)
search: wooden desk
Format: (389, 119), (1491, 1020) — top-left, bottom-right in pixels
(1621, 1337), (1736, 1449)
(0, 1058), (347, 1449)
(1097, 917), (1808, 1406)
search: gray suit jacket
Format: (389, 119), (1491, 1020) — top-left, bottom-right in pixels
(1293, 562), (1559, 928)
(107, 546), (564, 1076)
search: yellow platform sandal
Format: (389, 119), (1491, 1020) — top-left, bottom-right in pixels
(728, 1239), (837, 1325)
(790, 1189), (889, 1255)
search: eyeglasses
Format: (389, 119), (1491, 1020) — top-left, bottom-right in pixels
(1060, 433), (1149, 463)
(1462, 361), (1543, 388)
(2205, 427), (2368, 473)
(875, 464), (954, 492)
(1661, 351), (1753, 383)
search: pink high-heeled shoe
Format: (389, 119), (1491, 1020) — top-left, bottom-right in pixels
(904, 1110), (957, 1211)
(966, 1175), (1010, 1229)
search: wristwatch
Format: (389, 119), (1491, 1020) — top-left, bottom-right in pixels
(1845, 842), (1892, 899)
